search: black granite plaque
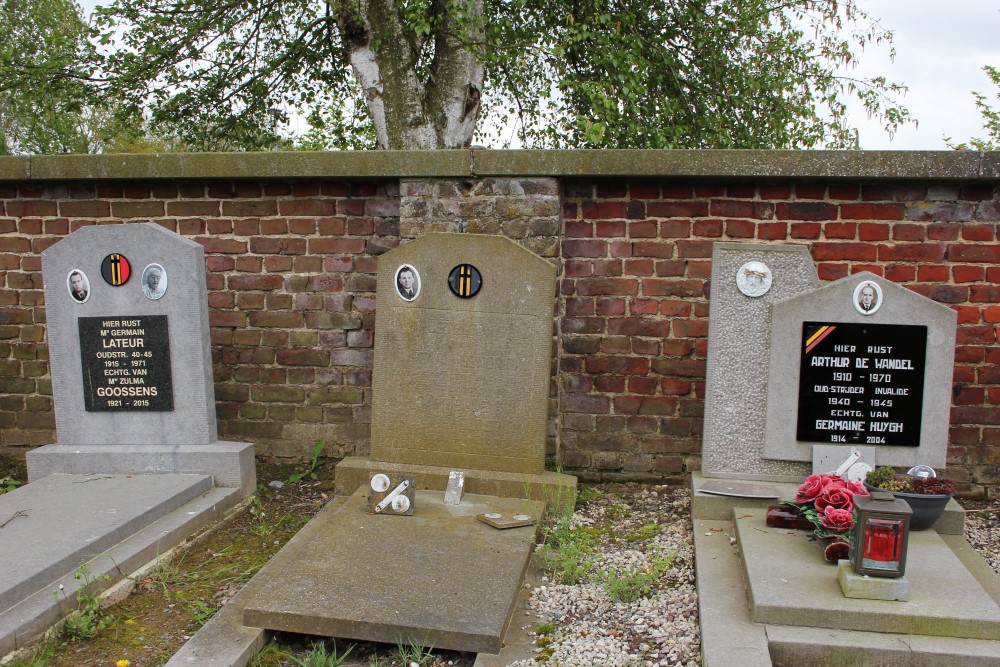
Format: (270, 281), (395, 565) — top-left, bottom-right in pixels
(78, 315), (174, 411)
(797, 322), (926, 446)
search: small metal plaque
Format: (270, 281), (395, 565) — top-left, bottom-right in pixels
(448, 264), (482, 298)
(367, 473), (415, 516)
(78, 315), (174, 411)
(699, 480), (780, 499)
(101, 253), (132, 286)
(476, 512), (535, 529)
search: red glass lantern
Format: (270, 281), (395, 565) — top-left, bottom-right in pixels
(849, 491), (912, 578)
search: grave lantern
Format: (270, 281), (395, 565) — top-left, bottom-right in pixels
(849, 491), (912, 578)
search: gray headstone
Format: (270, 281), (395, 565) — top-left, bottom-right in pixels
(764, 272), (956, 469)
(28, 222), (254, 493)
(369, 233), (556, 475)
(701, 243), (819, 480)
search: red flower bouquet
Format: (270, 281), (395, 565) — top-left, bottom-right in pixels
(777, 473), (871, 562)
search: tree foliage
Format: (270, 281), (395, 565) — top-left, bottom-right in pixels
(968, 65), (1000, 151)
(22, 0), (913, 151)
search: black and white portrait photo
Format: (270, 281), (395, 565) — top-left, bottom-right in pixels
(141, 263), (168, 300)
(395, 264), (421, 301)
(67, 269), (90, 303)
(853, 280), (882, 316)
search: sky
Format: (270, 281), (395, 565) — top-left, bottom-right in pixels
(842, 2), (1000, 149)
(75, 0), (1000, 151)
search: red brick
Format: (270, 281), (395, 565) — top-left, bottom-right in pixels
(795, 183), (826, 199)
(961, 185), (995, 200)
(564, 239), (608, 258)
(632, 241), (674, 258)
(595, 220), (625, 237)
(624, 259), (653, 276)
(309, 238), (366, 254)
(6, 201), (57, 217)
(918, 265), (949, 282)
(813, 243), (878, 261)
(228, 274), (284, 291)
(636, 397), (679, 416)
(265, 256), (294, 272)
(249, 238), (307, 255)
(851, 264), (882, 276)
(209, 311), (247, 328)
(905, 202), (973, 222)
(710, 199), (756, 218)
(594, 376), (626, 392)
(983, 306), (1000, 323)
(954, 265), (985, 283)
(817, 263), (848, 280)
(824, 222), (857, 239)
(249, 311), (304, 328)
(692, 219), (723, 237)
(235, 256), (262, 272)
(790, 222), (821, 239)
(776, 202), (837, 221)
(643, 279), (703, 297)
(862, 184), (926, 202)
(927, 223), (960, 241)
(671, 319), (708, 337)
(759, 183), (791, 199)
(337, 200), (365, 216)
(757, 222), (787, 239)
(676, 240), (713, 258)
(659, 220), (691, 238)
(858, 223), (889, 241)
(971, 285), (1000, 302)
(576, 278), (639, 296)
(841, 202), (905, 220)
(630, 299), (659, 315)
(654, 260), (685, 277)
(954, 306), (980, 324)
(725, 220), (755, 238)
(687, 261), (711, 279)
(606, 319), (670, 337)
(592, 259), (623, 276)
(564, 220), (592, 237)
(596, 298), (626, 315)
(661, 378), (692, 395)
(596, 182), (627, 198)
(629, 220), (658, 238)
(564, 260), (593, 277)
(629, 181), (661, 199)
(962, 224), (995, 241)
(278, 199), (336, 216)
(663, 183), (693, 198)
(694, 184), (724, 197)
(828, 183), (860, 200)
(929, 285), (968, 304)
(892, 224), (925, 241)
(647, 201), (709, 218)
(586, 356), (650, 375)
(877, 244), (945, 262)
(197, 238), (248, 253)
(726, 183), (755, 198)
(949, 244), (1000, 263)
(582, 201), (627, 219)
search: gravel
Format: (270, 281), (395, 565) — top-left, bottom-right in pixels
(508, 484), (1000, 667)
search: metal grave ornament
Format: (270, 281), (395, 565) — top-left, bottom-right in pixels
(367, 472), (415, 516)
(476, 512), (535, 530)
(448, 263), (482, 298)
(101, 253), (132, 286)
(830, 447), (873, 483)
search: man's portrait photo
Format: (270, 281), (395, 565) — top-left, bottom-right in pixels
(853, 280), (882, 316)
(142, 263), (168, 300)
(395, 264), (421, 301)
(67, 269), (90, 303)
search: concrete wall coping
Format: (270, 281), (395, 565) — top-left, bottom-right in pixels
(1, 149), (998, 182)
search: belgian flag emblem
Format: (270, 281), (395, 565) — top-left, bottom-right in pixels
(101, 253), (131, 286)
(448, 264), (482, 299)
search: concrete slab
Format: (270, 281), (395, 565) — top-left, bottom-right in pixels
(243, 490), (544, 654)
(690, 472), (965, 535)
(472, 552), (545, 667)
(1, 484), (241, 656)
(0, 473), (212, 614)
(766, 625), (1000, 667)
(734, 507), (1000, 640)
(694, 519), (771, 667)
(336, 457), (577, 512)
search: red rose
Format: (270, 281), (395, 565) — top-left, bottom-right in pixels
(846, 480), (869, 497)
(795, 474), (831, 503)
(815, 485), (855, 513)
(820, 506), (854, 533)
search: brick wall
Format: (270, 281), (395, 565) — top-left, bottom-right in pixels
(2, 153), (999, 497)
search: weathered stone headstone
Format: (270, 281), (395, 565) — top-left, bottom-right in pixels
(701, 242), (819, 481)
(27, 222), (254, 494)
(337, 232), (575, 502)
(764, 272), (956, 469)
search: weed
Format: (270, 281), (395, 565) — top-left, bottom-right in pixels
(625, 522), (660, 543)
(292, 640), (353, 667)
(394, 636), (435, 665)
(250, 641), (297, 666)
(288, 439), (327, 484)
(54, 560), (112, 640)
(5, 641), (54, 667)
(0, 476), (21, 495)
(603, 550), (676, 603)
(533, 620), (557, 636)
(537, 515), (597, 584)
(574, 485), (603, 505)
(188, 598), (216, 627)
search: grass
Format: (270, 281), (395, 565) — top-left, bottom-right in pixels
(603, 550), (677, 603)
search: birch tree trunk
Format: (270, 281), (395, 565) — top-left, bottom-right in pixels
(332, 0), (484, 150)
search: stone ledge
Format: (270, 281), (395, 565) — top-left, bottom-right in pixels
(1, 149), (997, 182)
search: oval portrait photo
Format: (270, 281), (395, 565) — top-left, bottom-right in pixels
(141, 263), (168, 300)
(67, 269), (91, 304)
(394, 264), (421, 301)
(853, 280), (882, 316)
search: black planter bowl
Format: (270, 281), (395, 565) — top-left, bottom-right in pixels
(864, 483), (952, 531)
